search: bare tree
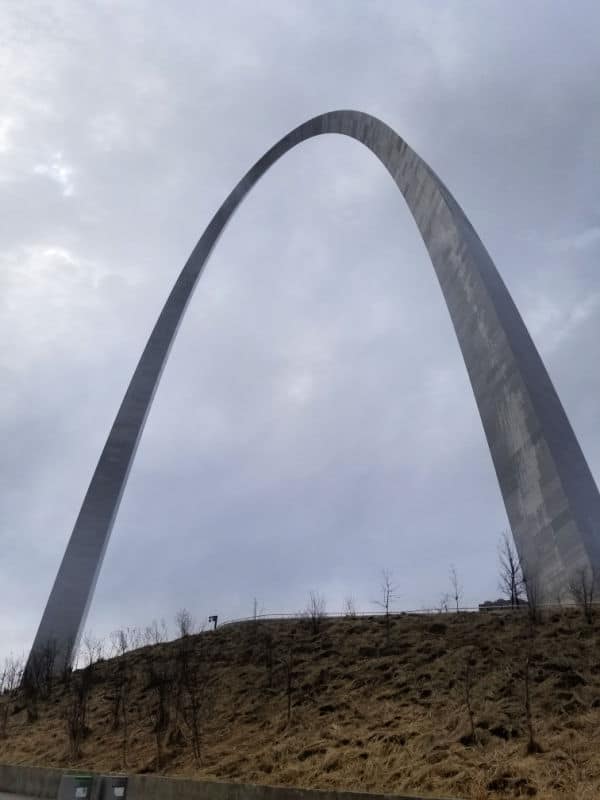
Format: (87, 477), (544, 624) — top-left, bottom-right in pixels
(121, 666), (130, 767)
(449, 565), (463, 612)
(569, 566), (598, 624)
(0, 700), (8, 739)
(170, 636), (191, 737)
(522, 564), (542, 625)
(2, 655), (23, 694)
(0, 662), (10, 738)
(373, 569), (400, 643)
(1, 654), (23, 739)
(108, 626), (143, 656)
(462, 651), (478, 746)
(437, 592), (450, 613)
(0, 659), (10, 739)
(21, 666), (39, 723)
(177, 639), (214, 764)
(108, 659), (131, 768)
(110, 662), (124, 729)
(41, 639), (58, 697)
(81, 632), (104, 668)
(343, 596), (357, 617)
(305, 591), (326, 636)
(110, 629), (129, 658)
(144, 619), (169, 646)
(523, 652), (542, 754)
(279, 646), (294, 724)
(59, 637), (75, 686)
(143, 626), (154, 647)
(498, 531), (525, 608)
(175, 608), (194, 638)
(64, 665), (93, 760)
(147, 660), (174, 770)
(127, 626), (143, 650)
(160, 618), (169, 642)
(25, 639), (57, 699)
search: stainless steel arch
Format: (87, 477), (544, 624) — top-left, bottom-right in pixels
(28, 110), (600, 671)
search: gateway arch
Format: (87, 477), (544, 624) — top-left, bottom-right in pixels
(27, 110), (600, 671)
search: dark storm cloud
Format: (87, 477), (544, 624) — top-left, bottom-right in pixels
(1, 0), (599, 657)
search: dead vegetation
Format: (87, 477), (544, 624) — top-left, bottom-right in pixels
(2, 610), (600, 799)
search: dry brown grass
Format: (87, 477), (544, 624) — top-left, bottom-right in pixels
(2, 609), (600, 799)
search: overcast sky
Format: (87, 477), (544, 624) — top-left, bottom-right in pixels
(2, 1), (600, 660)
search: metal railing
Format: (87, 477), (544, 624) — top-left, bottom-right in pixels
(217, 606), (482, 628)
(216, 601), (588, 628)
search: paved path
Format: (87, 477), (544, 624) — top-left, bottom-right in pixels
(0, 793), (31, 799)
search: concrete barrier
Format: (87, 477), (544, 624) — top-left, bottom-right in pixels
(126, 774), (459, 800)
(0, 765), (460, 800)
(0, 764), (62, 798)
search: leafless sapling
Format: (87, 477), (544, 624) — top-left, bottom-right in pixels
(462, 650), (478, 746)
(21, 665), (39, 722)
(110, 629), (129, 658)
(58, 637), (75, 686)
(178, 639), (214, 764)
(305, 591), (326, 636)
(0, 702), (8, 739)
(121, 666), (130, 767)
(523, 651), (542, 754)
(498, 531), (525, 608)
(64, 664), (93, 760)
(522, 564), (542, 626)
(449, 564), (463, 613)
(26, 639), (57, 699)
(171, 634), (194, 739)
(147, 660), (174, 770)
(373, 569), (400, 643)
(437, 592), (450, 613)
(569, 566), (598, 624)
(343, 596), (357, 617)
(108, 660), (131, 766)
(144, 619), (169, 646)
(0, 665), (6, 737)
(81, 632), (104, 668)
(279, 645), (294, 724)
(2, 655), (23, 694)
(0, 695), (8, 739)
(175, 608), (194, 638)
(127, 626), (143, 650)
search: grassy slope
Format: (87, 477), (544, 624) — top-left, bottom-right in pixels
(1, 610), (600, 800)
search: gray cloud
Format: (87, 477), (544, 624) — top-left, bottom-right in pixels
(1, 0), (599, 658)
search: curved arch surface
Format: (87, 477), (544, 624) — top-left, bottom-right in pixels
(28, 110), (600, 669)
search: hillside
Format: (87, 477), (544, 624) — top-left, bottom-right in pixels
(2, 609), (600, 799)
